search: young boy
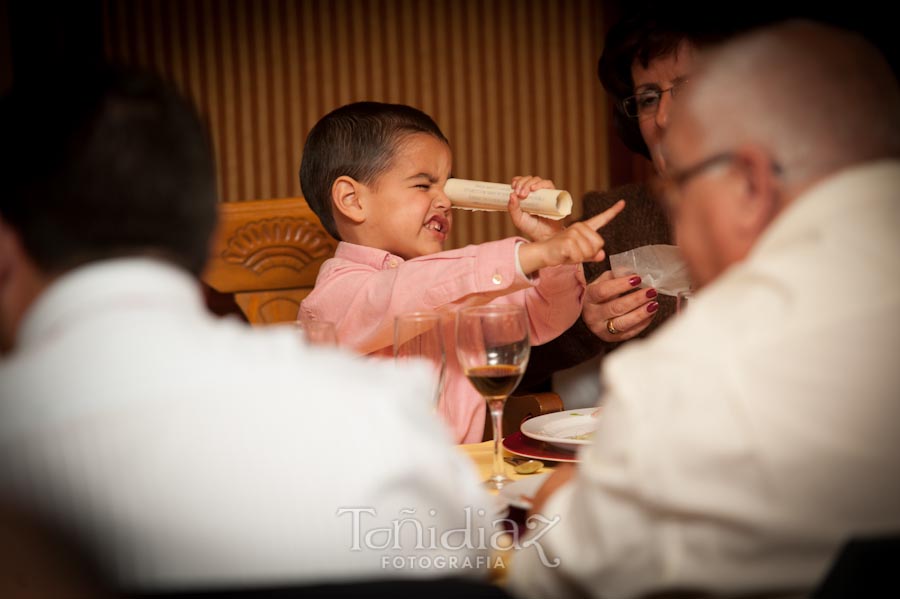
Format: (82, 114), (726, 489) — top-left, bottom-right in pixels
(299, 102), (623, 443)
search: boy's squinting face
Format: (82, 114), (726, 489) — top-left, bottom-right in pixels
(360, 133), (453, 260)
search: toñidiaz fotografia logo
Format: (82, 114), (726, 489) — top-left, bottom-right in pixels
(336, 506), (561, 569)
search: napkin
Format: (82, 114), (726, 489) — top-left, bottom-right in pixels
(610, 244), (692, 297)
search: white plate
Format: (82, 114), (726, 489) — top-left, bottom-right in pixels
(497, 472), (550, 511)
(503, 432), (579, 463)
(520, 408), (599, 451)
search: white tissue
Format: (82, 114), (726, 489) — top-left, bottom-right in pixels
(609, 244), (692, 297)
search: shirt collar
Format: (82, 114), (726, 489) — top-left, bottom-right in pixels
(17, 257), (205, 349)
(335, 241), (407, 270)
(752, 159), (900, 258)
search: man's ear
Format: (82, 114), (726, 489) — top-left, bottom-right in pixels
(0, 217), (18, 289)
(0, 216), (48, 354)
(331, 176), (367, 225)
(734, 145), (782, 241)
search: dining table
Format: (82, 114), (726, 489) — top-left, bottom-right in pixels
(456, 440), (556, 484)
(455, 439), (563, 584)
(459, 408), (591, 487)
(455, 406), (597, 583)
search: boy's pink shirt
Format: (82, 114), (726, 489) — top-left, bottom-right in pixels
(300, 238), (586, 443)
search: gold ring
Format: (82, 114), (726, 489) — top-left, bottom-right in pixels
(606, 318), (621, 335)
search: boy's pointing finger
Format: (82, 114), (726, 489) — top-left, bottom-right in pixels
(583, 199), (625, 231)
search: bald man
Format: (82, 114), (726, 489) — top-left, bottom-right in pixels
(507, 21), (900, 599)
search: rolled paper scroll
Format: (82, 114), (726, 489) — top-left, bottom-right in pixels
(444, 178), (573, 220)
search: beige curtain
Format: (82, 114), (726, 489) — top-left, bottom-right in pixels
(103, 0), (609, 248)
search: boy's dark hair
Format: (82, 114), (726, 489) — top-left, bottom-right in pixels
(299, 101), (449, 241)
(0, 66), (217, 276)
(598, 4), (742, 159)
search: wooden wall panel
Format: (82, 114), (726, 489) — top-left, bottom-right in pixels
(103, 0), (609, 249)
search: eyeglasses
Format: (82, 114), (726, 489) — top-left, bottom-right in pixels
(622, 79), (689, 118)
(667, 152), (736, 187)
(655, 152), (736, 217)
(657, 151), (784, 216)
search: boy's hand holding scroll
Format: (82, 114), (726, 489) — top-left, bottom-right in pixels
(507, 175), (566, 242)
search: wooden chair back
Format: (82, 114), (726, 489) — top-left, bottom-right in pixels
(483, 392), (564, 442)
(202, 198), (338, 324)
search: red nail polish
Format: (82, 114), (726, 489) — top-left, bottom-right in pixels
(629, 276), (641, 286)
(647, 301), (659, 313)
(646, 288), (657, 299)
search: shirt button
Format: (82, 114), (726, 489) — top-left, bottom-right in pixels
(389, 260), (398, 268)
(492, 273), (503, 285)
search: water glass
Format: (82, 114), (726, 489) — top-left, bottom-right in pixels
(295, 319), (338, 347)
(394, 312), (446, 406)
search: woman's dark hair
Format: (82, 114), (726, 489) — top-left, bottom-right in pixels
(0, 66), (217, 276)
(299, 101), (449, 241)
(598, 5), (741, 159)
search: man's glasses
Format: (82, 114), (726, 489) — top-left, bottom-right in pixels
(666, 152), (736, 188)
(653, 152), (735, 217)
(622, 80), (689, 119)
(655, 151), (783, 217)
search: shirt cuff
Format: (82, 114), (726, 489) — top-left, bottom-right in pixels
(515, 241), (533, 281)
(533, 263), (586, 295)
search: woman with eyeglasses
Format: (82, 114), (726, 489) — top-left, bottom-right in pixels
(518, 6), (744, 397)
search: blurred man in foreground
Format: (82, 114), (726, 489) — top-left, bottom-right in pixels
(509, 20), (900, 599)
(0, 69), (494, 593)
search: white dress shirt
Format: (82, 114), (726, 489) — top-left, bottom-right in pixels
(0, 258), (495, 590)
(508, 160), (900, 598)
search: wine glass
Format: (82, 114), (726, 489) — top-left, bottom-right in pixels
(294, 319), (338, 347)
(456, 304), (530, 490)
(394, 312), (446, 407)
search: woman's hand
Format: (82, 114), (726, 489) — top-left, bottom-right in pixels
(508, 175), (563, 242)
(582, 271), (659, 342)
